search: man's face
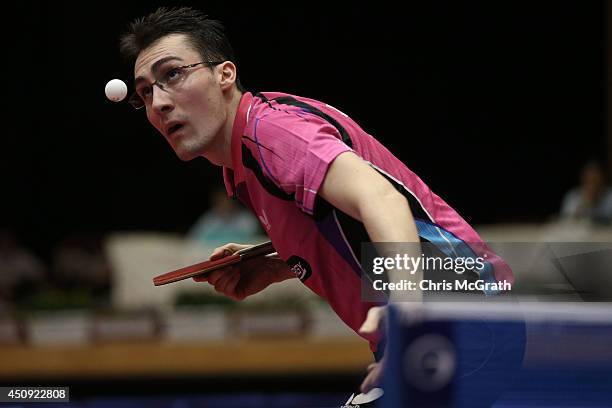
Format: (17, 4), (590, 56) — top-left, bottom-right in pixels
(134, 33), (227, 161)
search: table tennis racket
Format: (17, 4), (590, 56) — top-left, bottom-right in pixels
(153, 241), (276, 286)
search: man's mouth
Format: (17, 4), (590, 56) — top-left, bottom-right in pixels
(167, 123), (184, 135)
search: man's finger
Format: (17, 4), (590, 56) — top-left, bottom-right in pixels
(224, 272), (242, 298)
(360, 366), (381, 393)
(359, 306), (385, 334)
(208, 266), (236, 285)
(210, 243), (255, 261)
(193, 274), (208, 283)
(210, 246), (234, 261)
(217, 269), (240, 294)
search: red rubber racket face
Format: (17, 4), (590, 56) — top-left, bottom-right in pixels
(153, 254), (241, 286)
(152, 241), (275, 286)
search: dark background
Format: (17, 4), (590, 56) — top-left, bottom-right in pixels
(2, 1), (607, 256)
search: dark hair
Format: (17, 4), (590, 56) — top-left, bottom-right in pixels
(119, 7), (244, 92)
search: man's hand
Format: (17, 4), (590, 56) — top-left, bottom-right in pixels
(358, 304), (424, 393)
(359, 306), (387, 393)
(193, 243), (295, 300)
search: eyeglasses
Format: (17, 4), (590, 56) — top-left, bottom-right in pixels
(129, 61), (224, 110)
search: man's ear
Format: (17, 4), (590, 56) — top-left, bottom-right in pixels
(218, 61), (237, 91)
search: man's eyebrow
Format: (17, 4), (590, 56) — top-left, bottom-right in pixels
(134, 56), (184, 85)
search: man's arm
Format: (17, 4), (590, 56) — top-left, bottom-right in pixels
(318, 151), (423, 394)
(318, 151), (422, 302)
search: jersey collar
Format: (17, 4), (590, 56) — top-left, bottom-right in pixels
(223, 91), (253, 198)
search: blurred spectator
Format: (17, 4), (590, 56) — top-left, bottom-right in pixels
(52, 233), (112, 301)
(560, 160), (612, 224)
(0, 229), (47, 306)
(188, 187), (261, 247)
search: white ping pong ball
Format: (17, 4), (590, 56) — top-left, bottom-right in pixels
(105, 79), (128, 102)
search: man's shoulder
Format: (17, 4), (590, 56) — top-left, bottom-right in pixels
(244, 91), (343, 143)
(250, 91), (343, 118)
(254, 91), (326, 105)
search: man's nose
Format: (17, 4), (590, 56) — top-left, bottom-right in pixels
(151, 84), (174, 114)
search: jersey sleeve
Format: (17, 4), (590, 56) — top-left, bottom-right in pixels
(244, 109), (353, 214)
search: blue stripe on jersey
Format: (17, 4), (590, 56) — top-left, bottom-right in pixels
(315, 209), (364, 278)
(415, 219), (499, 295)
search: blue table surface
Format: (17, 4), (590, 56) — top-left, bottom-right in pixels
(383, 303), (612, 407)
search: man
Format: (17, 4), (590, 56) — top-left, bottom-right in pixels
(120, 7), (512, 393)
(560, 159), (612, 224)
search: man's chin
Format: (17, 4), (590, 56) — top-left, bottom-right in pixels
(170, 136), (215, 162)
(168, 137), (204, 161)
(173, 145), (201, 162)
(176, 152), (200, 162)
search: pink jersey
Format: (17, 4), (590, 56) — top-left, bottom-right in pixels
(223, 92), (513, 351)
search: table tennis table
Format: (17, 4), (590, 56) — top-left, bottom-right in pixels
(382, 300), (612, 407)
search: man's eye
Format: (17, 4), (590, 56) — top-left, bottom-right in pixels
(138, 87), (153, 99)
(164, 67), (184, 83)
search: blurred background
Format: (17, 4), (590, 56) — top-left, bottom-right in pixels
(1, 0), (611, 406)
